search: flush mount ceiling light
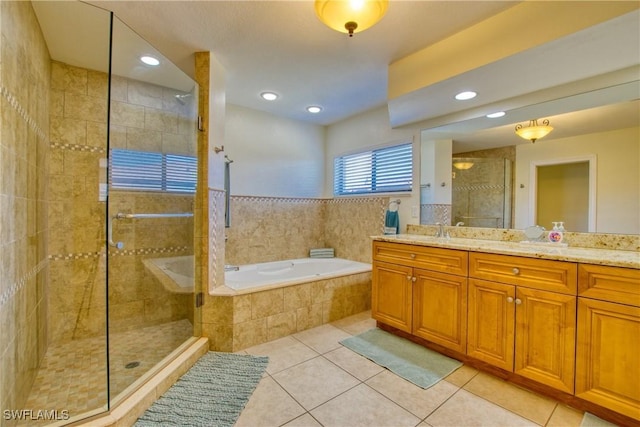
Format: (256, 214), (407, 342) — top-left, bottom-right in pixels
(260, 92), (279, 101)
(455, 91), (477, 101)
(307, 106), (323, 113)
(140, 55), (160, 66)
(515, 119), (554, 143)
(486, 111), (505, 118)
(314, 0), (389, 37)
(453, 160), (474, 170)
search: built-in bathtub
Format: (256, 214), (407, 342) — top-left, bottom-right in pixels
(224, 257), (371, 293)
(143, 255), (194, 294)
(208, 257), (373, 352)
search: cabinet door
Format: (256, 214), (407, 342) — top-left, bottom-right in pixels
(372, 261), (413, 332)
(413, 269), (467, 353)
(576, 298), (640, 421)
(514, 287), (576, 393)
(467, 278), (515, 371)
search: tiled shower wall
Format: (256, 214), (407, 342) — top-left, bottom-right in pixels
(0, 0), (51, 415)
(47, 60), (197, 344)
(225, 196), (388, 266)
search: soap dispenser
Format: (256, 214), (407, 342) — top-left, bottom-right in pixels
(548, 222), (564, 243)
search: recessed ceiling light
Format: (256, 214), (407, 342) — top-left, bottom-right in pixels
(307, 106), (322, 114)
(455, 91), (477, 101)
(261, 92), (279, 101)
(140, 55), (160, 66)
(486, 111), (505, 118)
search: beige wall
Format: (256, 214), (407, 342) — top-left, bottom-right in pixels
(0, 0), (51, 415)
(224, 196), (387, 268)
(515, 127), (640, 233)
(225, 104), (325, 198)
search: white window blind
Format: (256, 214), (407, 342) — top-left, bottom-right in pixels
(334, 142), (413, 196)
(109, 149), (197, 193)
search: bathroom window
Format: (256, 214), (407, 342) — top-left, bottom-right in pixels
(109, 149), (197, 193)
(334, 142), (413, 195)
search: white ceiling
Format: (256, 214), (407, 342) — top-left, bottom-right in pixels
(34, 1), (639, 152)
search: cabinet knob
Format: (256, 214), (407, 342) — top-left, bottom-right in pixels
(515, 298), (522, 305)
(410, 253), (416, 259)
(406, 275), (412, 281)
(412, 277), (417, 282)
(512, 267), (520, 275)
(507, 297), (514, 303)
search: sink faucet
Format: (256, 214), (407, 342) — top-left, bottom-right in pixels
(455, 222), (464, 227)
(435, 222), (450, 239)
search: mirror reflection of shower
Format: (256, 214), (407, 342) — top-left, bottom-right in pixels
(451, 157), (512, 228)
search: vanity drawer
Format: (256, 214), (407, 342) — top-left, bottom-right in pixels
(469, 252), (577, 294)
(578, 264), (640, 307)
(373, 241), (468, 276)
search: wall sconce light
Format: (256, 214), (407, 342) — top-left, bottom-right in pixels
(315, 0), (389, 37)
(515, 119), (554, 143)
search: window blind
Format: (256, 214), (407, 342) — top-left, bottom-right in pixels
(109, 149), (197, 193)
(334, 142), (412, 196)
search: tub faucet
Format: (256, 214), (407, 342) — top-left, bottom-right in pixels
(224, 264), (239, 272)
(435, 222), (450, 239)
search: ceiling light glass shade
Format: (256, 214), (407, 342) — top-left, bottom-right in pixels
(315, 0), (389, 37)
(453, 161), (474, 170)
(486, 111), (505, 118)
(515, 119), (553, 143)
(307, 106), (322, 113)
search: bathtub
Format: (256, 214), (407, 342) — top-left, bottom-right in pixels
(224, 257), (371, 292)
(143, 255), (194, 293)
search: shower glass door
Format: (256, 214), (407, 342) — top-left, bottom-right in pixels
(451, 158), (512, 228)
(106, 15), (199, 405)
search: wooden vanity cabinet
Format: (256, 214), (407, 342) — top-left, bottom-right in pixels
(372, 241), (468, 352)
(575, 264), (640, 421)
(467, 253), (578, 393)
(371, 261), (413, 332)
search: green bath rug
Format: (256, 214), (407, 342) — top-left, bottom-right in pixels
(340, 328), (462, 389)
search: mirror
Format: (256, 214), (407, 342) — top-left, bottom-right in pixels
(419, 97), (640, 234)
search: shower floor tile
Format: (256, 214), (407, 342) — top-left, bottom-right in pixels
(21, 319), (192, 424)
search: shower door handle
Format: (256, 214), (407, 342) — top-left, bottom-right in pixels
(108, 217), (124, 250)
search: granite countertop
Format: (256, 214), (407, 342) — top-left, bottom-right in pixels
(372, 234), (640, 269)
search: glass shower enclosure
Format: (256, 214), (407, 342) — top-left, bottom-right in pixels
(451, 157), (512, 228)
(15, 2), (200, 424)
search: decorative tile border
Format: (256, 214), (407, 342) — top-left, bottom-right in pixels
(0, 85), (48, 143)
(50, 141), (106, 154)
(48, 246), (191, 261)
(453, 184), (505, 192)
(0, 259), (48, 308)
(231, 195), (325, 204)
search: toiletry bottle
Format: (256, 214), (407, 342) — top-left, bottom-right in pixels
(548, 221), (564, 243)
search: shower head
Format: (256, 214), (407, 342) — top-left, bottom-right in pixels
(174, 93), (192, 105)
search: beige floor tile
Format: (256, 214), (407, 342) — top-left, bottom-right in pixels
(244, 335), (319, 374)
(293, 324), (352, 354)
(282, 413), (323, 427)
(310, 384), (421, 427)
(463, 372), (556, 425)
(366, 370), (459, 419)
(323, 346), (384, 381)
(546, 404), (584, 427)
(331, 311), (377, 335)
(444, 364), (478, 387)
(235, 376), (306, 427)
(426, 389), (538, 427)
(272, 356), (360, 410)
